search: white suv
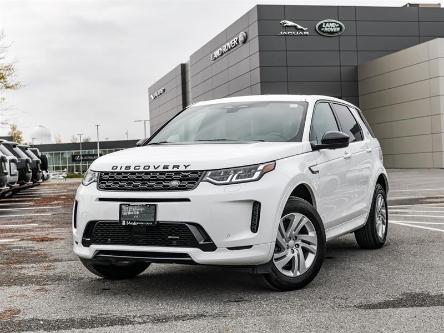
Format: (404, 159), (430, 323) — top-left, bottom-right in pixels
(74, 95), (388, 290)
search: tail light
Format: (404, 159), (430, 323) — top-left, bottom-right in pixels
(1, 161), (7, 174)
(0, 156), (6, 174)
(10, 161), (18, 176)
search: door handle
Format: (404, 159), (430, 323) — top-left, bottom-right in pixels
(343, 151), (352, 159)
(366, 147), (372, 153)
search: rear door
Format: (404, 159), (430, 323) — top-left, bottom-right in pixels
(331, 103), (372, 220)
(310, 102), (351, 229)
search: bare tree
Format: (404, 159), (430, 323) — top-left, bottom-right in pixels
(83, 136), (91, 142)
(8, 123), (23, 143)
(0, 32), (20, 108)
(54, 134), (62, 143)
(70, 135), (78, 143)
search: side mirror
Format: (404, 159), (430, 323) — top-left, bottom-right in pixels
(312, 131), (350, 150)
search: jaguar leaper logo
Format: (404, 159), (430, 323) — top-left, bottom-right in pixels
(279, 20), (309, 36)
(280, 20), (308, 31)
(316, 19), (345, 37)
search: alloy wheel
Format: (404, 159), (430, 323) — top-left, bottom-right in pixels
(375, 193), (387, 240)
(273, 213), (318, 277)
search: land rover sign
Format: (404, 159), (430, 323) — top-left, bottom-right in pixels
(316, 19), (345, 37)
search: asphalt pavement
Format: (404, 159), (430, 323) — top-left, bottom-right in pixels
(0, 171), (443, 332)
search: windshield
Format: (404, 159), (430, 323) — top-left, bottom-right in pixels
(23, 148), (39, 160)
(13, 147), (29, 159)
(148, 101), (308, 144)
(0, 145), (13, 157)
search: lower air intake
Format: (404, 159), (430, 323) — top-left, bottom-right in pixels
(82, 221), (216, 251)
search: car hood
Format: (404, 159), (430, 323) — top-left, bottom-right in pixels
(90, 142), (308, 171)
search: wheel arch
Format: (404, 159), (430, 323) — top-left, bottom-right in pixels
(289, 183), (317, 208)
(376, 173), (389, 193)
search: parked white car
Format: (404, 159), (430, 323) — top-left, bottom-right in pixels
(73, 95), (388, 290)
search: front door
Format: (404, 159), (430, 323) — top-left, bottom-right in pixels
(309, 102), (352, 230)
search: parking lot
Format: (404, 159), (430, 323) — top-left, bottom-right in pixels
(0, 170), (443, 332)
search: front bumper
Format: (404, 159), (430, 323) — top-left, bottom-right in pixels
(73, 171), (289, 266)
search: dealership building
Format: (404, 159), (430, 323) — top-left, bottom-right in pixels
(35, 140), (138, 173)
(148, 3), (444, 168)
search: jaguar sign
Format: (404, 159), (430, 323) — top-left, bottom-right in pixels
(316, 19), (345, 37)
(279, 20), (309, 36)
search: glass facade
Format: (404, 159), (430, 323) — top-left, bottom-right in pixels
(42, 148), (123, 173)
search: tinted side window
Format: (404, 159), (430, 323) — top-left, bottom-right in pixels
(332, 104), (363, 142)
(310, 102), (339, 145)
(354, 107), (376, 138)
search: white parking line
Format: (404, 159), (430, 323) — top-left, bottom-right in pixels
(16, 194), (68, 197)
(0, 223), (39, 228)
(389, 214), (444, 218)
(0, 239), (20, 243)
(389, 210), (444, 213)
(391, 221), (444, 233)
(23, 189), (63, 192)
(0, 213), (52, 217)
(0, 202), (28, 206)
(25, 191), (68, 194)
(0, 206), (61, 211)
(389, 203), (444, 208)
(391, 221), (444, 225)
(390, 188), (444, 192)
(389, 195), (444, 200)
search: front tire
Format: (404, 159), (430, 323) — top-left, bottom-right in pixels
(80, 258), (150, 280)
(354, 183), (388, 249)
(264, 197), (326, 291)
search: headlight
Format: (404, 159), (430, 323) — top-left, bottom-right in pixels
(204, 161), (275, 185)
(82, 169), (98, 186)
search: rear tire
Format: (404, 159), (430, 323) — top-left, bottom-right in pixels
(354, 183), (388, 249)
(263, 197), (326, 291)
(80, 258), (149, 280)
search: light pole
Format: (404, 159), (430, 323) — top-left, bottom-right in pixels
(134, 119), (150, 139)
(95, 124), (100, 158)
(77, 133), (83, 174)
(125, 130), (129, 141)
(31, 137), (36, 146)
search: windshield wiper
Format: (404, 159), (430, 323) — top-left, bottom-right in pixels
(195, 139), (234, 142)
(195, 139), (266, 142)
(147, 141), (171, 145)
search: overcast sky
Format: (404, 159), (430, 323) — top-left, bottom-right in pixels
(0, 0), (441, 143)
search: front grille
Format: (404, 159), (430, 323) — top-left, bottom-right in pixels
(82, 221), (216, 251)
(97, 171), (204, 191)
